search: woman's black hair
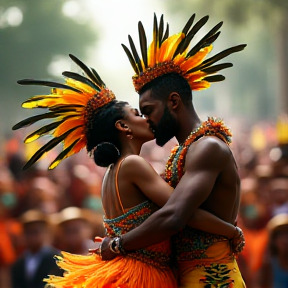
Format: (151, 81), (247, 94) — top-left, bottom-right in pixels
(85, 100), (127, 167)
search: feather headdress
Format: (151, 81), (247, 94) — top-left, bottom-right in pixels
(122, 13), (247, 92)
(12, 54), (116, 170)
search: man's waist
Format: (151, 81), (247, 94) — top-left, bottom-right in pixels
(172, 227), (229, 261)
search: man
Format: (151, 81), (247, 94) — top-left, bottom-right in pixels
(101, 13), (246, 287)
(11, 209), (62, 288)
(52, 206), (99, 255)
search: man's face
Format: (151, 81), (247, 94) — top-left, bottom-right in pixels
(24, 221), (48, 253)
(139, 89), (178, 147)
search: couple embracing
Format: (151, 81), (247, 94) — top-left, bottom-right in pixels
(14, 13), (246, 288)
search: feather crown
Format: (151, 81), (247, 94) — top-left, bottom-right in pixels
(122, 13), (247, 93)
(12, 54), (116, 170)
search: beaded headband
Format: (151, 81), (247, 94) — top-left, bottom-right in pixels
(12, 54), (115, 170)
(122, 13), (247, 93)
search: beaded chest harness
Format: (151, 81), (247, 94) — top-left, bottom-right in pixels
(165, 117), (232, 188)
(104, 201), (171, 269)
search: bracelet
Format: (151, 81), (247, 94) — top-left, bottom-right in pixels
(118, 236), (127, 255)
(235, 226), (243, 238)
(109, 237), (121, 254)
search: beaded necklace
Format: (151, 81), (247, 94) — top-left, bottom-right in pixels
(165, 117), (232, 188)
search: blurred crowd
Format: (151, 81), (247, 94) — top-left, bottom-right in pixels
(0, 115), (288, 288)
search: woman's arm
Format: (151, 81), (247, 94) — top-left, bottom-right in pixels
(123, 155), (236, 238)
(188, 209), (236, 238)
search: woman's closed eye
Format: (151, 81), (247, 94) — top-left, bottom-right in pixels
(134, 109), (145, 118)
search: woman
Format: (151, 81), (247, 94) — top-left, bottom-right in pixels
(13, 54), (243, 288)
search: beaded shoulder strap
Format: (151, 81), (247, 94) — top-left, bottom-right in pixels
(165, 117), (232, 188)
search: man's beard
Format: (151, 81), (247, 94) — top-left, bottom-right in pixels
(154, 106), (178, 147)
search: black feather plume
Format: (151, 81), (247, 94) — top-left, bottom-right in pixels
(24, 121), (64, 143)
(203, 75), (226, 82)
(201, 63), (233, 74)
(22, 126), (80, 170)
(138, 22), (148, 68)
(121, 43), (139, 74)
(69, 54), (103, 86)
(200, 44), (247, 69)
(158, 15), (164, 46)
(128, 35), (143, 73)
(182, 14), (196, 35)
(62, 71), (99, 91)
(49, 139), (79, 170)
(17, 79), (82, 94)
(90, 68), (105, 88)
(12, 112), (62, 130)
(187, 21), (223, 57)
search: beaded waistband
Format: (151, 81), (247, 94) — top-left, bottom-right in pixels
(172, 227), (227, 262)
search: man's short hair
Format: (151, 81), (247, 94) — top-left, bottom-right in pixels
(139, 73), (192, 105)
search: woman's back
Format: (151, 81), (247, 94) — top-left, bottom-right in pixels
(101, 158), (149, 219)
(101, 157), (172, 269)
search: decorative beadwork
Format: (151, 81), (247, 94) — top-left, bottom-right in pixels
(172, 227), (227, 261)
(165, 117), (232, 188)
(133, 61), (184, 92)
(103, 201), (171, 269)
(84, 89), (116, 130)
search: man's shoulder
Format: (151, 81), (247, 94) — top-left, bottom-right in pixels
(190, 135), (230, 155)
(184, 136), (233, 171)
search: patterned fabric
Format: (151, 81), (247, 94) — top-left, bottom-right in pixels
(103, 201), (171, 269)
(177, 242), (245, 288)
(172, 227), (227, 262)
(178, 258), (246, 288)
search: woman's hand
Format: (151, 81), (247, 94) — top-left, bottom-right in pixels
(98, 237), (119, 260)
(230, 226), (245, 254)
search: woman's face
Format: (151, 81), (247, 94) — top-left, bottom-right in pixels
(122, 105), (155, 143)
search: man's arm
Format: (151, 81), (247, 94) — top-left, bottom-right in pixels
(102, 137), (231, 257)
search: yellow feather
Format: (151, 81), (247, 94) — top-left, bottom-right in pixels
(48, 137), (85, 170)
(180, 45), (213, 72)
(63, 127), (84, 149)
(158, 33), (184, 62)
(187, 71), (207, 82)
(65, 78), (96, 95)
(22, 98), (60, 108)
(147, 40), (156, 67)
(190, 80), (211, 91)
(53, 118), (84, 138)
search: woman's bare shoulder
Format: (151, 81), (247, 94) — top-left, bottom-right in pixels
(121, 155), (155, 176)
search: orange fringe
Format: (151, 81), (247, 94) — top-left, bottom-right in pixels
(44, 252), (177, 288)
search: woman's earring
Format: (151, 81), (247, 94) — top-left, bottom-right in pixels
(128, 134), (133, 140)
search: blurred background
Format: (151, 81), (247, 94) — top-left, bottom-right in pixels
(1, 0), (288, 287)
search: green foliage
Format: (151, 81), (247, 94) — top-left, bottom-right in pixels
(165, 0), (288, 121)
(0, 0), (97, 135)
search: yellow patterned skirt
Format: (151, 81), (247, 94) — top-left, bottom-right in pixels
(44, 251), (177, 288)
(177, 241), (246, 288)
